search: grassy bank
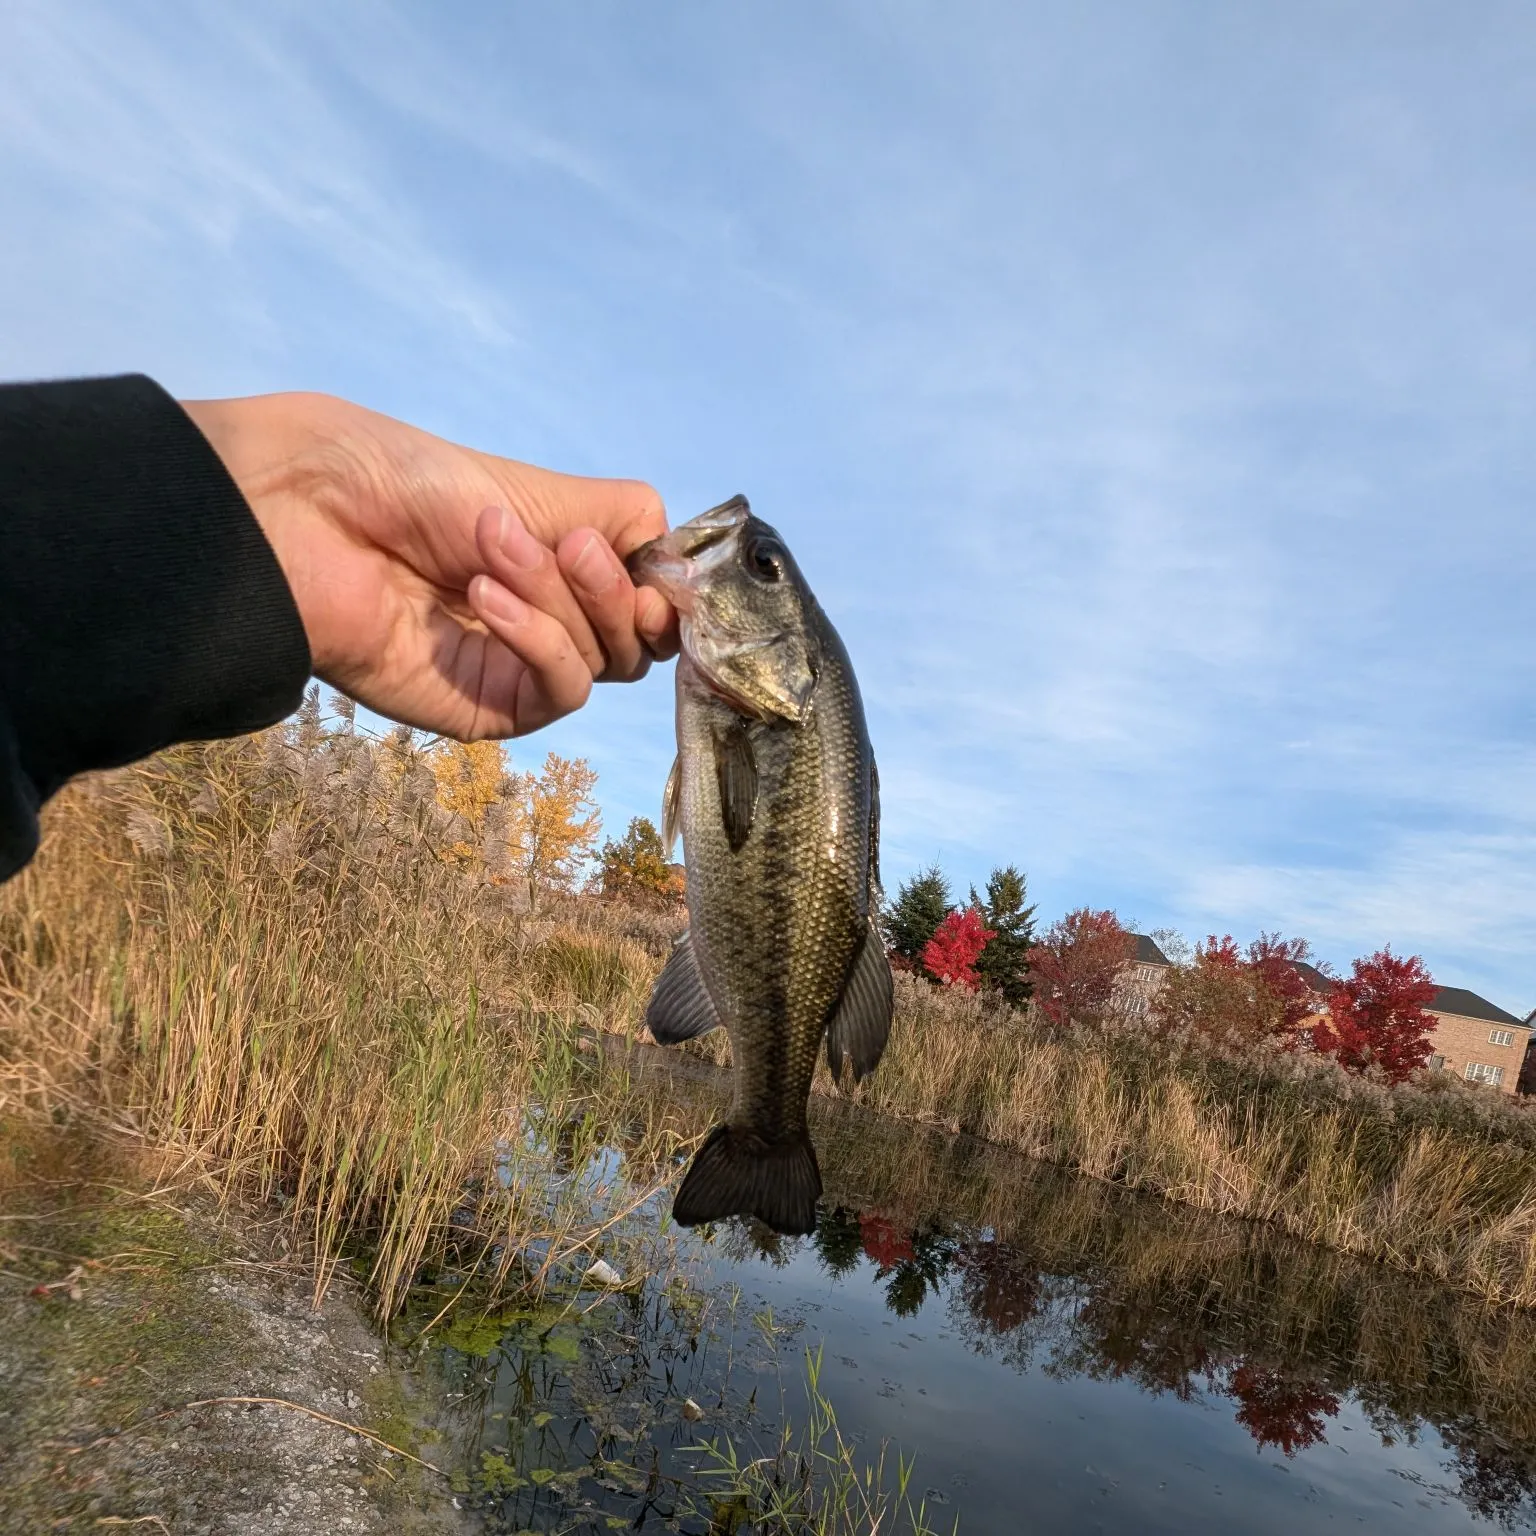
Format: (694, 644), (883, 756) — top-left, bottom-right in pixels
(6, 714), (1536, 1313)
(821, 974), (1536, 1305)
(0, 719), (680, 1316)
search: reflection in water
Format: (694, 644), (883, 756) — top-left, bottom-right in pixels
(797, 1099), (1536, 1528)
(627, 1050), (1536, 1528)
(440, 1048), (1536, 1532)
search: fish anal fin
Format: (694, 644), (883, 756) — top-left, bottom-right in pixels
(712, 719), (758, 853)
(662, 755), (681, 861)
(673, 1124), (821, 1235)
(644, 931), (721, 1045)
(825, 920), (894, 1084)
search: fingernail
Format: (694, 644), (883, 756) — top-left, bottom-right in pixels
(475, 577), (529, 626)
(569, 533), (619, 595)
(496, 509), (545, 571)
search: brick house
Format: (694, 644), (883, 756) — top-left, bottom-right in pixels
(1422, 988), (1530, 1094)
(1113, 936), (1530, 1093)
(1115, 934), (1172, 1017)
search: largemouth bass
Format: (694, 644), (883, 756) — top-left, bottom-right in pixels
(627, 496), (893, 1235)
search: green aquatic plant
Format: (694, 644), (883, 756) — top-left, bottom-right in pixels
(688, 1345), (956, 1536)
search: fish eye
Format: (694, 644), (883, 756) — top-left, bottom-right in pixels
(744, 535), (785, 584)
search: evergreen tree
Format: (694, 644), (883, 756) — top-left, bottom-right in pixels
(812, 1207), (866, 1278)
(970, 864), (1038, 1005)
(885, 865), (954, 962)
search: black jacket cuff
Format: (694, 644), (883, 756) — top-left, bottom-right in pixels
(0, 373), (311, 878)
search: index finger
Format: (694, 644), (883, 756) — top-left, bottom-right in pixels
(482, 458), (670, 563)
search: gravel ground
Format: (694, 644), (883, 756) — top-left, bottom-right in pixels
(0, 1127), (473, 1536)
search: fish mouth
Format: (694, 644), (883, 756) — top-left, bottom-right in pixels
(625, 495), (752, 613)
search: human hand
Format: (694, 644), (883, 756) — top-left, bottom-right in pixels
(180, 391), (678, 741)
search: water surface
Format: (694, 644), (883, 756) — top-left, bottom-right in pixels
(421, 1053), (1536, 1534)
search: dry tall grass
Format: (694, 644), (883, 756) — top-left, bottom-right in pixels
(0, 710), (672, 1314)
(826, 973), (1536, 1306)
(8, 707), (1536, 1312)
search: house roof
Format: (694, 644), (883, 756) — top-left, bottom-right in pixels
(1130, 933), (1170, 967)
(1431, 987), (1523, 1028)
(1289, 960), (1332, 993)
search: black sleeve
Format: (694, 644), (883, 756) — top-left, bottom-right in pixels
(0, 374), (311, 880)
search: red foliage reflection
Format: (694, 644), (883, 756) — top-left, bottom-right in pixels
(1228, 1364), (1341, 1455)
(859, 1214), (915, 1270)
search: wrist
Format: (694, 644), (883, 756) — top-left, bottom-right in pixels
(180, 393), (346, 677)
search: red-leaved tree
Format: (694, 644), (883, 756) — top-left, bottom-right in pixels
(1247, 932), (1327, 1038)
(1201, 934), (1243, 970)
(1311, 948), (1437, 1084)
(921, 907), (996, 990)
(1025, 908), (1136, 1028)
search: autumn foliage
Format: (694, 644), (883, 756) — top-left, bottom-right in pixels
(1025, 908), (1136, 1027)
(1312, 948), (1438, 1085)
(1151, 932), (1325, 1048)
(922, 907), (996, 990)
(598, 816), (684, 908)
(1247, 932), (1326, 1036)
(427, 738), (600, 905)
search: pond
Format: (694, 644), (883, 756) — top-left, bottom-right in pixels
(409, 1047), (1536, 1534)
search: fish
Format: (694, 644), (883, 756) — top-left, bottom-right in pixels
(626, 495), (893, 1235)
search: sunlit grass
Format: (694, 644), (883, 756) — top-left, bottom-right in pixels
(0, 717), (677, 1316)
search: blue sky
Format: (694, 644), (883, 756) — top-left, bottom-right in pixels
(3, 2), (1533, 1010)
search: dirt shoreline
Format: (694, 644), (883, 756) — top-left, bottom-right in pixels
(0, 1125), (472, 1536)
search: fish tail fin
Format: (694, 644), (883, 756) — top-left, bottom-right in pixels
(672, 1124), (821, 1235)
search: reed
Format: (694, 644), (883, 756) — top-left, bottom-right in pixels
(690, 1344), (954, 1536)
(0, 713), (675, 1315)
(824, 973), (1536, 1307)
(7, 707), (1536, 1312)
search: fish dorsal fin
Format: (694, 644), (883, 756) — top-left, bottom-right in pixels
(645, 930), (722, 1045)
(712, 718), (758, 853)
(825, 919), (894, 1084)
(662, 755), (681, 860)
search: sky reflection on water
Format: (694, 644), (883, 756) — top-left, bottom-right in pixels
(443, 1075), (1536, 1535)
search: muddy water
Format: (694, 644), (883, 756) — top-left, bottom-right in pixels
(420, 1051), (1536, 1534)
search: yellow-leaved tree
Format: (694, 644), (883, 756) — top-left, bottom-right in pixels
(424, 739), (599, 901)
(426, 739), (508, 863)
(503, 752), (601, 907)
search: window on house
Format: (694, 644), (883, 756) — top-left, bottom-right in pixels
(1429, 1054), (1446, 1071)
(1490, 1028), (1514, 1047)
(1465, 1062), (1505, 1087)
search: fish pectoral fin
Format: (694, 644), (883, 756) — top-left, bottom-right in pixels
(644, 930), (722, 1045)
(825, 920), (895, 1084)
(712, 719), (758, 853)
(662, 754), (681, 861)
(672, 1124), (822, 1235)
